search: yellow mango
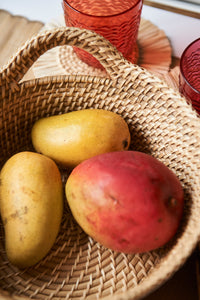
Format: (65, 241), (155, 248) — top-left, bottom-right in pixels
(0, 151), (63, 268)
(31, 109), (131, 168)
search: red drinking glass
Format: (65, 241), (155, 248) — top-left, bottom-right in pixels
(179, 38), (200, 114)
(63, 0), (143, 69)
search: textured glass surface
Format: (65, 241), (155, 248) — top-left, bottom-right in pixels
(179, 38), (200, 114)
(63, 0), (143, 68)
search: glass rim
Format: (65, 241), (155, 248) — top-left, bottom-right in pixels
(180, 37), (200, 95)
(63, 0), (143, 18)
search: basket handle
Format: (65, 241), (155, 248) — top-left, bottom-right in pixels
(0, 26), (134, 87)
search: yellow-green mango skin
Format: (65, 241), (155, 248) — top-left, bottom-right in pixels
(31, 109), (131, 169)
(0, 151), (63, 268)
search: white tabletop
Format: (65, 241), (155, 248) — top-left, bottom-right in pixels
(0, 0), (199, 58)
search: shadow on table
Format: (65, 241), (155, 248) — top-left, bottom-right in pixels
(144, 249), (199, 300)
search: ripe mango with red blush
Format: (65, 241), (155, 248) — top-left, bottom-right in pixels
(65, 151), (184, 253)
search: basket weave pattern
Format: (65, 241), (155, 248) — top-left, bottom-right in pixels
(1, 27), (200, 300)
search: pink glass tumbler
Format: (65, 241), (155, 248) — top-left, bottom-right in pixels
(179, 38), (200, 114)
(63, 0), (143, 69)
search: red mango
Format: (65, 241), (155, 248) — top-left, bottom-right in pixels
(65, 151), (184, 253)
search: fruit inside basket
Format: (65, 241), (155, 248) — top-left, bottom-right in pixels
(0, 27), (200, 300)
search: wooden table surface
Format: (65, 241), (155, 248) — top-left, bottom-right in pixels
(0, 8), (199, 300)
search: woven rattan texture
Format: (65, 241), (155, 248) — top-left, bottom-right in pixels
(32, 17), (172, 80)
(1, 27), (200, 300)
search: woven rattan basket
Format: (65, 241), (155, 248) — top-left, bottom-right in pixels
(1, 27), (200, 300)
